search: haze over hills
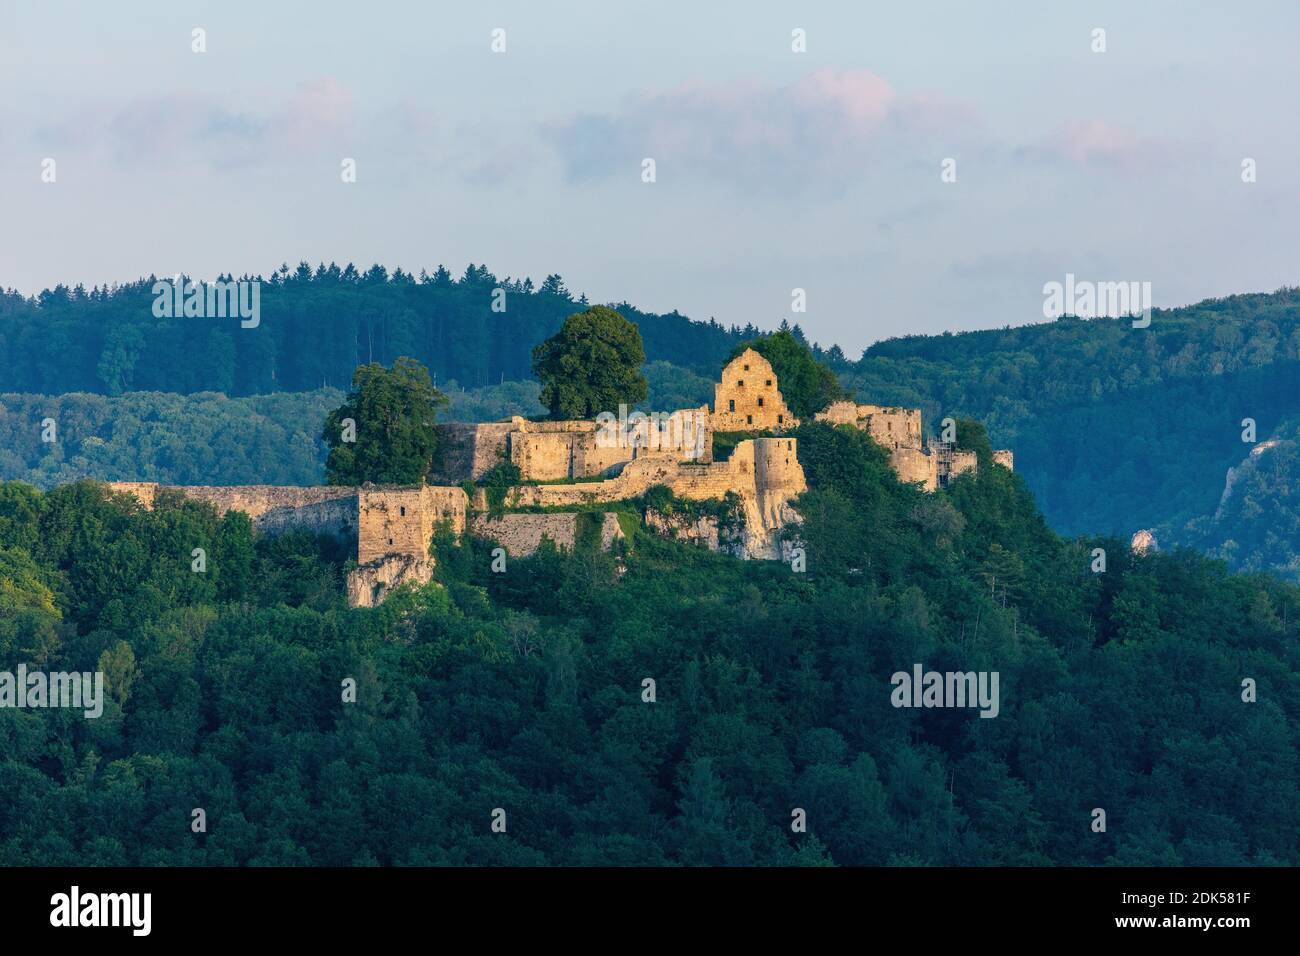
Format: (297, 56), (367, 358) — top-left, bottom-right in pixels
(3, 268), (1298, 579)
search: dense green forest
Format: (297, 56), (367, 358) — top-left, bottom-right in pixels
(2, 419), (1295, 865)
(0, 264), (757, 395)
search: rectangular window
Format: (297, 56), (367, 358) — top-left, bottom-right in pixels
(758, 397), (764, 407)
(729, 399), (735, 412)
(747, 415), (753, 425)
(766, 379), (772, 386)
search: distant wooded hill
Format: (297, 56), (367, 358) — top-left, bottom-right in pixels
(0, 263), (806, 395)
(832, 288), (1300, 577)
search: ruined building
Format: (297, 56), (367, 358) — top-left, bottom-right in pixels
(711, 348), (797, 432)
(105, 345), (1011, 605)
(432, 407), (712, 483)
(813, 401), (1013, 492)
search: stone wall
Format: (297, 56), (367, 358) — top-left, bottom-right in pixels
(935, 446), (978, 487)
(712, 348), (796, 431)
(356, 485), (468, 565)
(436, 411), (711, 484)
(430, 422), (512, 483)
(499, 438), (805, 560)
(503, 438), (805, 510)
(810, 403), (1013, 489)
(105, 482), (359, 540)
(257, 495), (360, 540)
(814, 402), (923, 451)
(859, 405), (923, 451)
(890, 447), (938, 492)
(510, 428), (583, 481)
(469, 511), (626, 557)
(107, 480), (468, 607)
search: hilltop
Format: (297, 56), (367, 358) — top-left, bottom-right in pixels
(2, 385), (1296, 865)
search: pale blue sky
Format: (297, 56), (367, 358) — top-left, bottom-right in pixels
(3, 1), (1298, 354)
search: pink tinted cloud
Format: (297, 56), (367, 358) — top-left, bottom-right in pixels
(542, 69), (974, 192)
(1033, 119), (1167, 168)
(83, 78), (356, 168)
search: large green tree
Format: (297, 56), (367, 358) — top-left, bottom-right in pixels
(731, 327), (847, 419)
(531, 306), (648, 419)
(321, 357), (447, 485)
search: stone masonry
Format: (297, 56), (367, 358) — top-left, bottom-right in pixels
(712, 348), (797, 432)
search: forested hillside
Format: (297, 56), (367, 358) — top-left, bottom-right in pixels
(0, 264), (754, 395)
(1, 423), (1295, 866)
(834, 289), (1300, 579)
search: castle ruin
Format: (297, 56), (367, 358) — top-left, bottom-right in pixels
(104, 345), (1012, 605)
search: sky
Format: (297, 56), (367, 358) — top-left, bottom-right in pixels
(2, 0), (1299, 355)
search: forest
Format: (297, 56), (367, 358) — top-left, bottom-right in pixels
(0, 264), (754, 395)
(1, 415), (1295, 865)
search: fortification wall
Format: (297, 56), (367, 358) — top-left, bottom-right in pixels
(813, 403), (922, 451)
(422, 485), (469, 535)
(471, 512), (578, 554)
(510, 431), (577, 481)
(993, 449), (1015, 470)
(431, 423), (512, 483)
(890, 447), (938, 492)
(257, 495), (360, 540)
(513, 417), (593, 434)
(858, 405), (923, 450)
(500, 439), (805, 560)
(357, 485), (468, 565)
(509, 407), (713, 481)
(814, 400), (859, 426)
(104, 482), (359, 540)
(469, 511), (626, 557)
(503, 438), (807, 510)
(935, 448), (978, 486)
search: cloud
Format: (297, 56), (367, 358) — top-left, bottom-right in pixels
(54, 78), (358, 169)
(541, 69), (977, 194)
(1019, 119), (1169, 169)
